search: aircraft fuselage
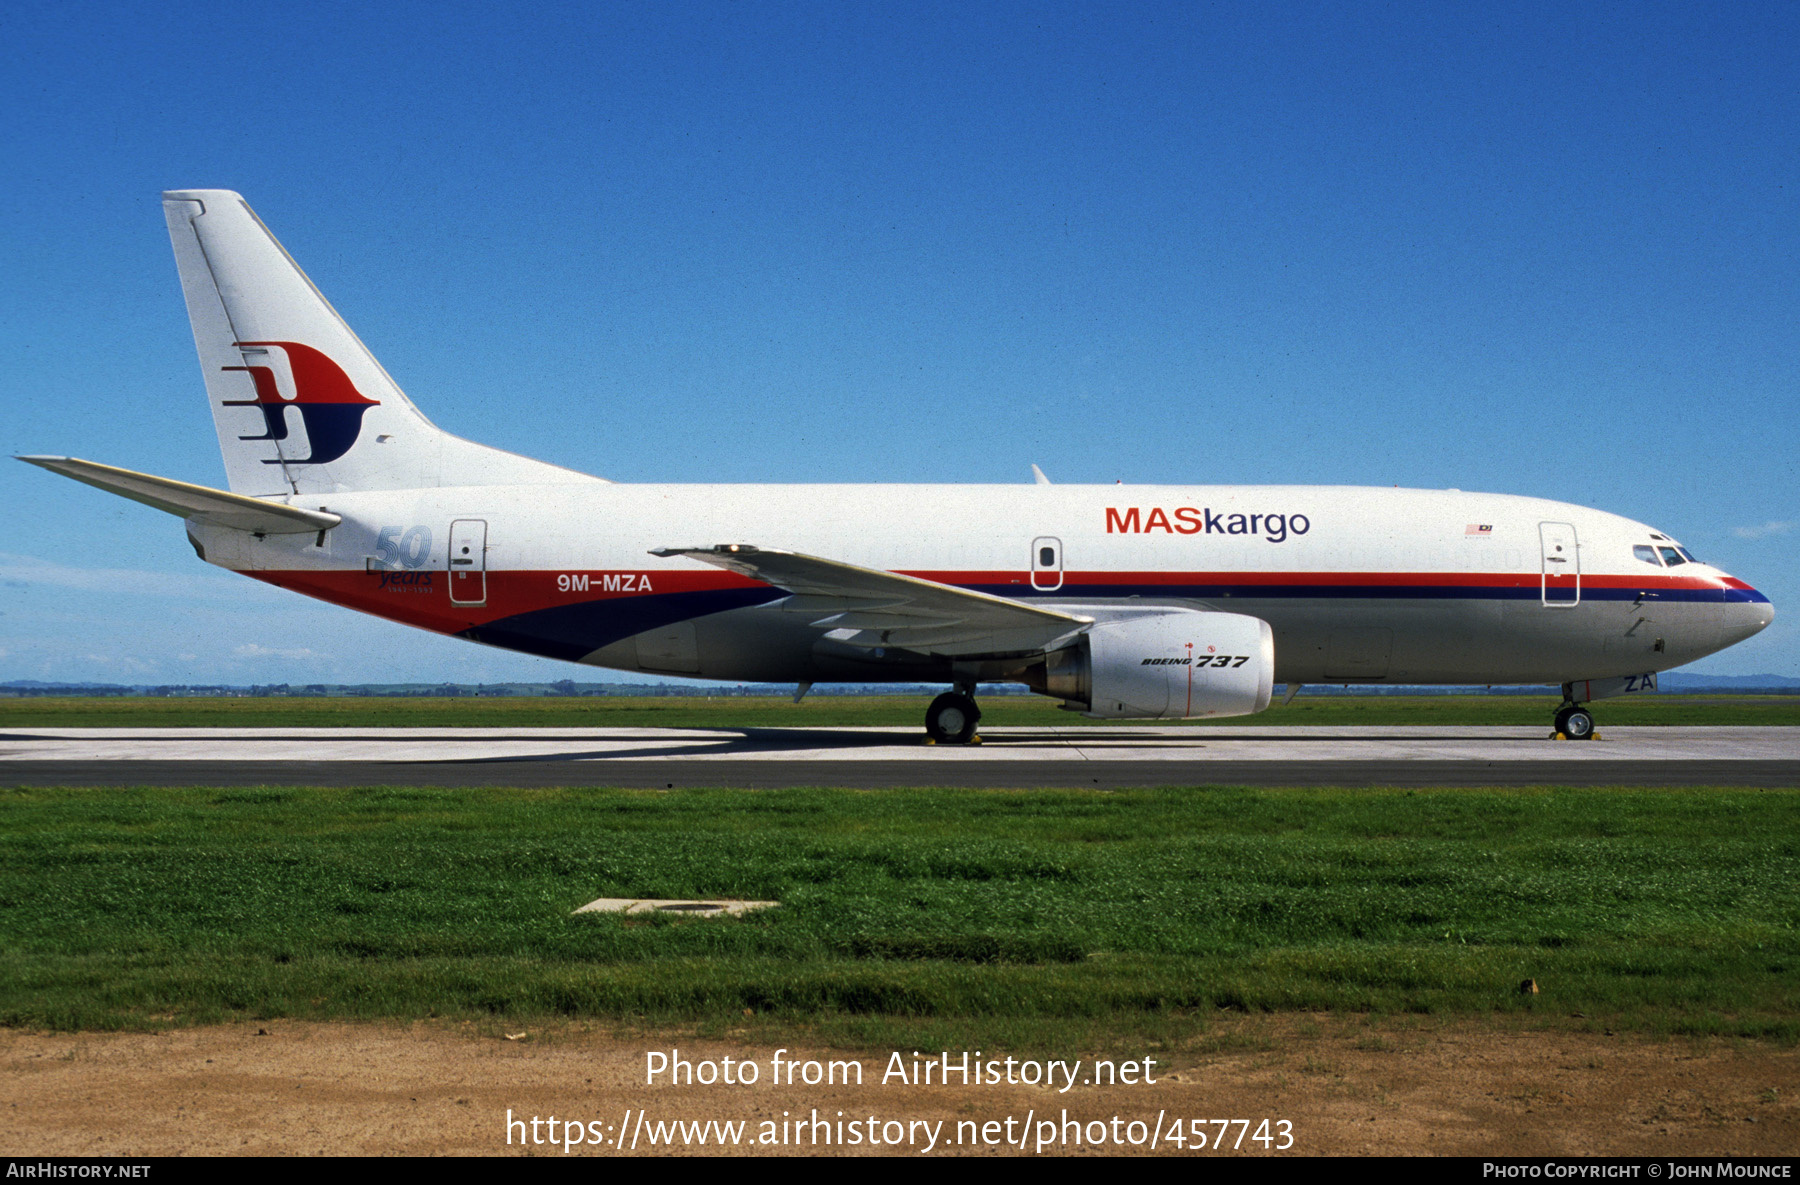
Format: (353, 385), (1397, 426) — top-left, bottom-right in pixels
(192, 481), (1772, 689)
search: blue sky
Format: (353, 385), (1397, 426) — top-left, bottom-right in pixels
(2, 1), (1795, 684)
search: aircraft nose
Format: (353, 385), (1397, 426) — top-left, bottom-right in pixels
(1721, 583), (1774, 645)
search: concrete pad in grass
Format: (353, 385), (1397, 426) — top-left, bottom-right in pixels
(572, 897), (777, 917)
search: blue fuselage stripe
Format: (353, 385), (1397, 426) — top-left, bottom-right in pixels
(972, 583), (1770, 604)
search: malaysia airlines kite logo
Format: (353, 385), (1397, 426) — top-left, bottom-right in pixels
(222, 341), (380, 465)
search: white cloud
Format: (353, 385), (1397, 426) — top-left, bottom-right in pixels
(232, 643), (318, 660)
(77, 653), (160, 675)
(0, 553), (241, 598)
(1731, 521), (1794, 540)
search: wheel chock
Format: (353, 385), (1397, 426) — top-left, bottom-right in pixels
(1550, 731), (1567, 740)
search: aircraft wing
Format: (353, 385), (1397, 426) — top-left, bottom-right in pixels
(651, 544), (1091, 657)
(17, 456), (342, 534)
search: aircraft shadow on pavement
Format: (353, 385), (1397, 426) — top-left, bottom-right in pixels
(443, 727), (915, 763)
(434, 726), (1540, 763)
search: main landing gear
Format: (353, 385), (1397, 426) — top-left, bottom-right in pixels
(925, 690), (981, 744)
(1553, 701), (1596, 741)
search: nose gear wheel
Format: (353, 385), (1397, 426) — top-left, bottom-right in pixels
(1554, 702), (1595, 740)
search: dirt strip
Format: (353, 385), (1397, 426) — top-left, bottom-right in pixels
(2, 1019), (1795, 1157)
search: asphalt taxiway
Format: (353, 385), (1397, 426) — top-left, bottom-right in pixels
(2, 726), (1796, 787)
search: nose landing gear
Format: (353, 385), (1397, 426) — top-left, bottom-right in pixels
(925, 690), (981, 744)
(1553, 701), (1595, 741)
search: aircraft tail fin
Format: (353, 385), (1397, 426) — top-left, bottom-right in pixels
(162, 190), (603, 495)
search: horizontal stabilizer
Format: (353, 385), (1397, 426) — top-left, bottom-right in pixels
(18, 456), (341, 534)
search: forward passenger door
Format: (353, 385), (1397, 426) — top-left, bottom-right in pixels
(1539, 522), (1579, 606)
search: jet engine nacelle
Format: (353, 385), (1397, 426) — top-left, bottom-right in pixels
(1033, 610), (1275, 719)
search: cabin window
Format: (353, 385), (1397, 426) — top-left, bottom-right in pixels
(1633, 545), (1661, 566)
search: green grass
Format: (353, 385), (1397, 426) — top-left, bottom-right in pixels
(1, 783), (1796, 1043)
(4, 693), (1798, 728)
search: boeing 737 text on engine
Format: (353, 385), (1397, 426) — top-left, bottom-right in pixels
(20, 191), (1774, 742)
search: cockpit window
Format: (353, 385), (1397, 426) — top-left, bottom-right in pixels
(1659, 547), (1686, 567)
(1633, 545), (1662, 566)
(1676, 546), (1699, 564)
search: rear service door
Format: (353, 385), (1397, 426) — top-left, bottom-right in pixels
(449, 519), (488, 606)
(1539, 521), (1579, 606)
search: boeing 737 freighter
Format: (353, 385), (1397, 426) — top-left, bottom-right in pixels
(20, 191), (1774, 741)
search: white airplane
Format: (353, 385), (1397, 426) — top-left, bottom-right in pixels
(21, 191), (1775, 742)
